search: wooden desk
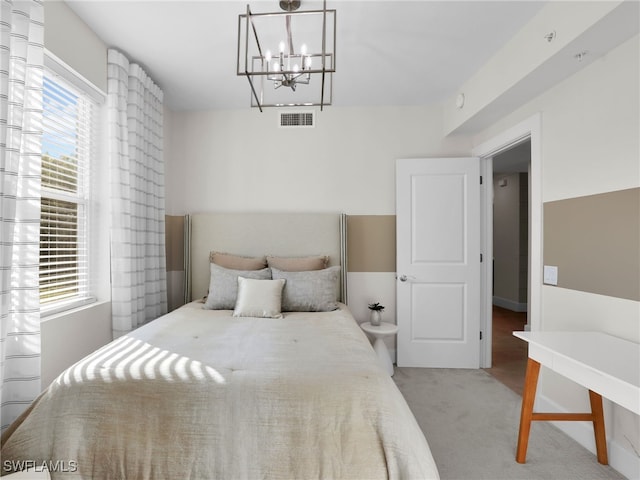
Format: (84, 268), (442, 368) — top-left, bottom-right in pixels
(513, 331), (640, 465)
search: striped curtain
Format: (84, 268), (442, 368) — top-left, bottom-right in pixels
(107, 49), (167, 338)
(0, 0), (44, 431)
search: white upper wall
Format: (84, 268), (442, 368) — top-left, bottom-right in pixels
(444, 0), (636, 135)
(44, 1), (107, 91)
(165, 106), (472, 216)
(474, 34), (639, 203)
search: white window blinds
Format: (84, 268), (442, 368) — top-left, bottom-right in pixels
(40, 72), (96, 309)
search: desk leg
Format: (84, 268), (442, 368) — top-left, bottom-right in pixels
(515, 360), (609, 466)
(516, 358), (540, 463)
(589, 390), (608, 465)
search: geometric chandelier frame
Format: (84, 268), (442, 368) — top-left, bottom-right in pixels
(237, 1), (336, 111)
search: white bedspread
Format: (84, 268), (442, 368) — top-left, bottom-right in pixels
(1, 303), (439, 479)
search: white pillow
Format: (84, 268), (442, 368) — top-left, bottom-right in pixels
(232, 277), (286, 318)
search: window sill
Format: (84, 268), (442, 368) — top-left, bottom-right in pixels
(40, 297), (106, 322)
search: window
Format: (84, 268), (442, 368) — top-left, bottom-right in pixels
(39, 67), (99, 313)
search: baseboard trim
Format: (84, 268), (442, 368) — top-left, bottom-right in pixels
(537, 394), (640, 479)
(492, 296), (527, 312)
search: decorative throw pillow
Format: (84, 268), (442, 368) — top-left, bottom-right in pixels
(203, 263), (271, 310)
(271, 266), (340, 312)
(232, 277), (286, 318)
(210, 251), (267, 270)
(266, 255), (329, 272)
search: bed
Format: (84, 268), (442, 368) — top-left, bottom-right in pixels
(1, 213), (439, 479)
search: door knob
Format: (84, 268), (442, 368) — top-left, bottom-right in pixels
(399, 275), (408, 282)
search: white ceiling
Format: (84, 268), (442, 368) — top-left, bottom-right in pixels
(66, 0), (548, 111)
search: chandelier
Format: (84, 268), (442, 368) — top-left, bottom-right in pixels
(237, 0), (336, 111)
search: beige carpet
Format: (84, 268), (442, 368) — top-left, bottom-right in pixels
(393, 367), (627, 480)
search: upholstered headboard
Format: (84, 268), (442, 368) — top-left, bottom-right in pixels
(186, 212), (347, 303)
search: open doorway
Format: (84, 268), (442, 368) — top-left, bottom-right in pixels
(484, 140), (530, 395)
(473, 114), (542, 383)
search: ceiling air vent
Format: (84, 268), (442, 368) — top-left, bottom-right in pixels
(279, 111), (315, 128)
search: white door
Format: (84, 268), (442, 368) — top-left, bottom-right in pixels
(396, 157), (481, 368)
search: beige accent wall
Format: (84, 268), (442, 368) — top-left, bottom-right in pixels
(165, 215), (186, 312)
(163, 214), (398, 316)
(347, 216), (396, 273)
(165, 215), (185, 272)
(544, 187), (639, 301)
(165, 214), (397, 276)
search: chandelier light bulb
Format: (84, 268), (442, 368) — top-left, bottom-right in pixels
(265, 50), (272, 63)
(279, 41), (285, 54)
(273, 61), (280, 71)
(293, 64), (300, 73)
(305, 56), (312, 69)
(300, 44), (307, 56)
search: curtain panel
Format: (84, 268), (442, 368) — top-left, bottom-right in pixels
(107, 49), (167, 338)
(0, 0), (44, 431)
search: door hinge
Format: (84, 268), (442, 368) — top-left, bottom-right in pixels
(480, 175), (483, 185)
(480, 253), (483, 262)
(480, 331), (483, 340)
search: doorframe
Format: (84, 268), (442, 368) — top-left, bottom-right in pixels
(472, 113), (542, 368)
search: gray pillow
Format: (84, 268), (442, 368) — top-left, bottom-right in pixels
(203, 263), (271, 310)
(271, 266), (340, 312)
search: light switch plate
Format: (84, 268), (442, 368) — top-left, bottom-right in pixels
(543, 265), (558, 286)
